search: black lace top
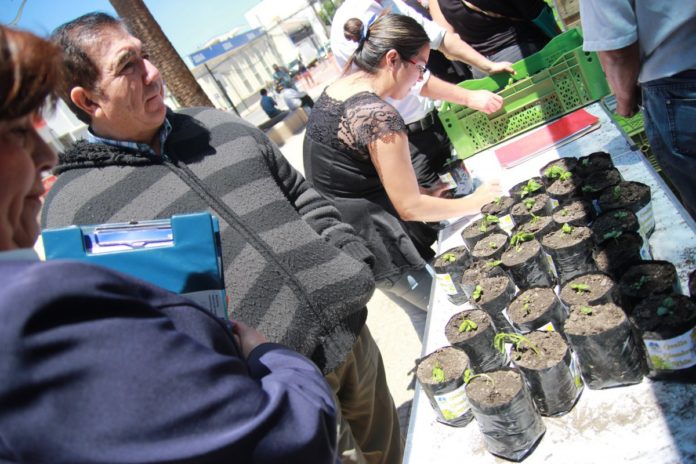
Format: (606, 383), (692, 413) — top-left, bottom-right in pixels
(303, 91), (426, 281)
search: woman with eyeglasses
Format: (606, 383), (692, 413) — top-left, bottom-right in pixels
(303, 13), (501, 310)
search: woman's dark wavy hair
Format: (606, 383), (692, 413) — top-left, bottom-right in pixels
(0, 25), (61, 121)
(343, 12), (429, 75)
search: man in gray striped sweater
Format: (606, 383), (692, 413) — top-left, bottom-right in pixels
(43, 13), (403, 464)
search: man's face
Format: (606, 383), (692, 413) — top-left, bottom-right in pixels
(85, 26), (166, 143)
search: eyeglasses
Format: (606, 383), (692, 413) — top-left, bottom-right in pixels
(403, 57), (427, 78)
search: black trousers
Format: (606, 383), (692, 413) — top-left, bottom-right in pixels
(407, 115), (452, 188)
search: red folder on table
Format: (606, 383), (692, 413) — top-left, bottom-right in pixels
(495, 109), (600, 169)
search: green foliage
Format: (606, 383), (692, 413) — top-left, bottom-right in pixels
(442, 253), (457, 263)
(582, 184), (598, 193)
(603, 229), (623, 240)
(487, 260), (502, 267)
(472, 285), (483, 301)
(544, 165), (567, 180)
(510, 232), (535, 250)
(458, 319), (478, 333)
(632, 275), (649, 290)
(494, 197), (502, 206)
(571, 283), (591, 294)
(463, 368), (494, 385)
(613, 211), (629, 219)
(562, 223), (573, 234)
(657, 296), (675, 317)
(560, 208), (569, 217)
(485, 214), (500, 223)
(488, 241), (498, 249)
(580, 306), (593, 315)
(530, 213), (541, 224)
(523, 197), (536, 210)
(494, 333), (540, 355)
(432, 362), (446, 383)
(521, 179), (543, 198)
(612, 185), (622, 200)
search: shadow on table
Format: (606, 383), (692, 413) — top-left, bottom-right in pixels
(650, 380), (696, 462)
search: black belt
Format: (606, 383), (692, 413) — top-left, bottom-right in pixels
(406, 111), (437, 134)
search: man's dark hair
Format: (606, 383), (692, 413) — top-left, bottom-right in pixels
(51, 12), (125, 124)
(260, 88), (268, 96)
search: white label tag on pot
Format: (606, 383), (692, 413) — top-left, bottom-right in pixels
(636, 202), (655, 238)
(436, 273), (458, 295)
(550, 198), (560, 209)
(639, 240), (653, 260)
(537, 322), (557, 332)
(498, 214), (515, 233)
(569, 353), (584, 390)
(642, 328), (696, 370)
(434, 382), (470, 420)
(542, 250), (559, 279)
(438, 172), (458, 189)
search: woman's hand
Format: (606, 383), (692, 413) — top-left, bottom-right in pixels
(487, 61), (515, 75)
(465, 90), (503, 115)
(231, 320), (268, 358)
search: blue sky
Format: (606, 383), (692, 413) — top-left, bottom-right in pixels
(2, 0), (263, 65)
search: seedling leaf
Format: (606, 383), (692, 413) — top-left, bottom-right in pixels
(472, 285), (483, 301)
(603, 229), (623, 240)
(571, 283), (591, 294)
(613, 211), (629, 219)
(562, 223), (573, 234)
(432, 362), (446, 383)
(580, 306), (593, 315)
(458, 319), (478, 333)
(442, 253), (457, 263)
(486, 260), (502, 267)
(494, 332), (540, 355)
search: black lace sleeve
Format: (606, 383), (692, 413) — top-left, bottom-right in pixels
(341, 93), (406, 157)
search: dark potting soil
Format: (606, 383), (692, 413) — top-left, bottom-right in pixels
(540, 157), (578, 186)
(619, 261), (678, 304)
(508, 287), (566, 332)
(433, 246), (472, 273)
(597, 181), (651, 213)
(564, 302), (626, 337)
(552, 200), (595, 227)
(510, 177), (546, 202)
(461, 217), (504, 250)
(592, 232), (644, 279)
(510, 194), (553, 224)
(473, 276), (516, 309)
(631, 294), (696, 340)
(559, 273), (618, 307)
(514, 215), (558, 240)
(445, 309), (493, 345)
(466, 369), (523, 408)
(417, 346), (470, 386)
(591, 209), (640, 244)
(481, 195), (515, 216)
(581, 168), (622, 200)
(546, 176), (582, 204)
(472, 233), (509, 261)
(512, 331), (568, 370)
(576, 151), (615, 178)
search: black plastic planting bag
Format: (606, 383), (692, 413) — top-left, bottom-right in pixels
(466, 368), (546, 461)
(446, 310), (509, 373)
(564, 304), (645, 389)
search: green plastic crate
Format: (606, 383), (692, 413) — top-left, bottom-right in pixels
(439, 28), (611, 159)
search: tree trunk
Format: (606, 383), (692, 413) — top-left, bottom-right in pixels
(109, 0), (213, 108)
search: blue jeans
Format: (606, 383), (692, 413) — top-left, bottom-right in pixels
(642, 71), (696, 219)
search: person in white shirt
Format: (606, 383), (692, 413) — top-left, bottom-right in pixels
(278, 83), (314, 114)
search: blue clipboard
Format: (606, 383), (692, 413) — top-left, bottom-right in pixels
(41, 212), (227, 319)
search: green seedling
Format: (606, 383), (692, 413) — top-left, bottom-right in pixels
(479, 222), (488, 233)
(632, 275), (649, 291)
(485, 214), (500, 224)
(530, 213), (541, 224)
(510, 232), (535, 250)
(488, 241), (498, 249)
(463, 368), (494, 385)
(486, 260), (502, 267)
(559, 171), (573, 182)
(494, 197), (502, 206)
(458, 319), (478, 333)
(523, 197), (536, 210)
(522, 297), (532, 316)
(580, 306), (594, 315)
(603, 229), (623, 240)
(544, 165), (569, 180)
(521, 179), (543, 198)
(562, 223), (573, 234)
(432, 362), (446, 383)
(571, 283), (591, 294)
(494, 332), (540, 356)
(612, 185), (622, 200)
(560, 208), (569, 217)
(472, 285), (483, 302)
(657, 296), (675, 317)
(442, 253), (457, 263)
(613, 211), (629, 219)
(582, 184), (598, 193)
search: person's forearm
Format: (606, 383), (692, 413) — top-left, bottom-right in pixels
(420, 76), (502, 115)
(440, 31), (496, 73)
(597, 42), (641, 116)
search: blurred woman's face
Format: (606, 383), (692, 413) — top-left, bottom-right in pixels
(392, 45), (430, 100)
(0, 114), (57, 250)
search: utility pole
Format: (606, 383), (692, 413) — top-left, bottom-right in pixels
(203, 63), (240, 116)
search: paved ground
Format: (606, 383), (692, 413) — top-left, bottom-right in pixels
(260, 58), (428, 438)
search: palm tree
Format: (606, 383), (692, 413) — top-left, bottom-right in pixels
(109, 0), (213, 107)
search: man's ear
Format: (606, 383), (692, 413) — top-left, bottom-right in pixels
(70, 87), (100, 118)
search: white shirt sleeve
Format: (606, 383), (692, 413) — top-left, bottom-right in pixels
(388, 0), (447, 50)
(580, 0), (638, 52)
